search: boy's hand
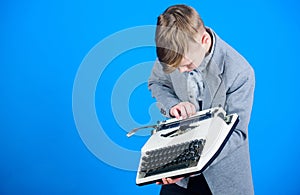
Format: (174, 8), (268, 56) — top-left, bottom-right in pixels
(156, 177), (184, 185)
(170, 102), (196, 119)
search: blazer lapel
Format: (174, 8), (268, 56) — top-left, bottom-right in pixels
(203, 50), (226, 109)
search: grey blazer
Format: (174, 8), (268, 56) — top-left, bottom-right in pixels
(148, 28), (255, 195)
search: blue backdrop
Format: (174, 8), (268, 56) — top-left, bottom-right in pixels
(1, 0), (300, 194)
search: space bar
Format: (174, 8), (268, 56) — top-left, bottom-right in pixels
(145, 162), (189, 177)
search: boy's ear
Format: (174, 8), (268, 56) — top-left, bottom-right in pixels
(201, 31), (210, 44)
(201, 31), (212, 51)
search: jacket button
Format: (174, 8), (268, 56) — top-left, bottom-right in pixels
(160, 108), (166, 115)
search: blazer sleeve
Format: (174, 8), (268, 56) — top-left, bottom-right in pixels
(210, 65), (255, 166)
(148, 60), (181, 118)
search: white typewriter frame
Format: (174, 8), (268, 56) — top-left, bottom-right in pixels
(135, 106), (239, 186)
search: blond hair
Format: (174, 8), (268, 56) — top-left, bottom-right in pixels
(155, 4), (205, 73)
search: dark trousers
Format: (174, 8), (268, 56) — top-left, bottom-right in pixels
(160, 174), (212, 195)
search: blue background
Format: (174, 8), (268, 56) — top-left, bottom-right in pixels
(1, 0), (300, 194)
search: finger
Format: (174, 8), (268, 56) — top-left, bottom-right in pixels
(166, 178), (173, 184)
(180, 104), (187, 119)
(161, 178), (169, 184)
(163, 177), (184, 184)
(188, 103), (196, 116)
(184, 103), (193, 117)
(191, 104), (196, 115)
(172, 177), (184, 182)
(172, 107), (181, 119)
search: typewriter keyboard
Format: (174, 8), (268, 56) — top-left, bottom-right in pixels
(140, 139), (206, 178)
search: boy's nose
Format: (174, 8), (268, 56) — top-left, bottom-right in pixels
(178, 66), (189, 73)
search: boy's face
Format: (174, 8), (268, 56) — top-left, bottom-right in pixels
(177, 57), (197, 72)
(177, 34), (207, 73)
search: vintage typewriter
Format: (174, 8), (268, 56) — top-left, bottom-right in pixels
(127, 106), (239, 186)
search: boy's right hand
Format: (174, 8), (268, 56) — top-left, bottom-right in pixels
(170, 102), (196, 119)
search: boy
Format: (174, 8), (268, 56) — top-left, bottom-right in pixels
(148, 4), (255, 195)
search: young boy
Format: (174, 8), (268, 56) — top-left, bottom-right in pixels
(148, 4), (255, 195)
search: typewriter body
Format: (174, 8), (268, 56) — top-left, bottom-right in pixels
(128, 107), (239, 186)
